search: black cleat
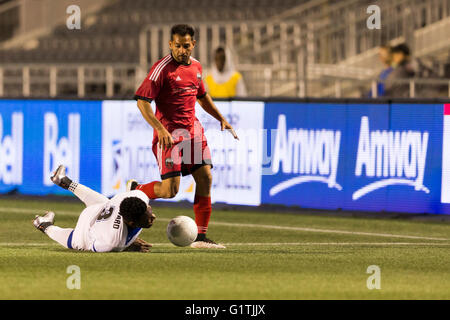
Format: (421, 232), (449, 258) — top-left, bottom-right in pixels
(126, 179), (138, 191)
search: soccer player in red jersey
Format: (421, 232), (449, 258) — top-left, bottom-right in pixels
(132, 24), (238, 249)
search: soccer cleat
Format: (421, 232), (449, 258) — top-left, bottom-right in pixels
(50, 165), (73, 190)
(33, 211), (55, 233)
(126, 179), (138, 192)
(190, 234), (226, 249)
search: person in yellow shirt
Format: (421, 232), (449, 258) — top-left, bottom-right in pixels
(205, 47), (247, 98)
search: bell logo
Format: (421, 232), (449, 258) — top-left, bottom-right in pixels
(0, 112), (23, 185)
(43, 112), (80, 186)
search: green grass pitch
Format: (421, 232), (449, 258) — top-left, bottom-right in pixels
(0, 197), (449, 299)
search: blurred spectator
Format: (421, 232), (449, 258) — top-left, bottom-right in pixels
(412, 56), (446, 98)
(205, 47), (247, 98)
(369, 45), (393, 97)
(445, 53), (450, 79)
(384, 43), (415, 97)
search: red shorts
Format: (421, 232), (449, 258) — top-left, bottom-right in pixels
(152, 133), (212, 180)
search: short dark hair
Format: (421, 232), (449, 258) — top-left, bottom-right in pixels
(171, 24), (195, 40)
(215, 47), (225, 54)
(391, 43), (410, 56)
(119, 197), (147, 222)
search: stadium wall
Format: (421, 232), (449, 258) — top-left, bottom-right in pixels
(1, 98), (450, 215)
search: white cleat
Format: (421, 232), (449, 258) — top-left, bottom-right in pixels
(50, 165), (72, 189)
(190, 236), (226, 249)
(33, 211), (55, 233)
(190, 241), (226, 249)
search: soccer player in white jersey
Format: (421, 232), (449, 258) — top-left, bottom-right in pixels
(32, 165), (155, 253)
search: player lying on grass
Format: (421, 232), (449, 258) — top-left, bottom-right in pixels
(32, 165), (155, 253)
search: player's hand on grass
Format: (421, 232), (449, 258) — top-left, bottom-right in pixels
(157, 127), (174, 150)
(126, 238), (152, 253)
(220, 118), (239, 140)
(135, 238), (152, 252)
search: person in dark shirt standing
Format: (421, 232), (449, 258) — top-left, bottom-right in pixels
(384, 43), (415, 98)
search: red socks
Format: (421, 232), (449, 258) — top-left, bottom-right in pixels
(194, 195), (211, 234)
(137, 183), (211, 235)
(136, 181), (158, 199)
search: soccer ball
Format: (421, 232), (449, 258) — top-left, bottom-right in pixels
(166, 216), (198, 247)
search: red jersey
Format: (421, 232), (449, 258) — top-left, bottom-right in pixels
(134, 54), (207, 134)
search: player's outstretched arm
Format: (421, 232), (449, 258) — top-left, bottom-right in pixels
(136, 99), (174, 149)
(124, 238), (152, 253)
(197, 94), (239, 140)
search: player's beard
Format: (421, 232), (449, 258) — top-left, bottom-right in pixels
(179, 54), (189, 64)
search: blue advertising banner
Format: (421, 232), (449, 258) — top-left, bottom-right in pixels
(385, 104), (443, 213)
(342, 103), (390, 212)
(262, 102), (446, 214)
(0, 99), (102, 195)
(0, 100), (24, 193)
(262, 102), (348, 210)
(344, 103), (443, 213)
(1, 98), (448, 214)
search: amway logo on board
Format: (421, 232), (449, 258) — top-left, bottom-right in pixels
(353, 116), (429, 200)
(270, 114), (342, 196)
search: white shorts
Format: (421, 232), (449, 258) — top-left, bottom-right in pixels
(69, 203), (105, 250)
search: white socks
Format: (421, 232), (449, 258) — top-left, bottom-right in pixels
(44, 182), (108, 249)
(45, 226), (74, 248)
(69, 182), (109, 207)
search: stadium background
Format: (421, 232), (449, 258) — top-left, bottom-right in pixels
(1, 0), (450, 214)
(1, 0), (450, 302)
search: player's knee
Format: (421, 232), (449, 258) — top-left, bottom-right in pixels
(205, 173), (213, 189)
(167, 184), (179, 198)
(161, 183), (179, 198)
(197, 171), (212, 190)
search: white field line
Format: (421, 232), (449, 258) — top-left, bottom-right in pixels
(221, 242), (450, 246)
(1, 206), (449, 242)
(0, 242), (60, 247)
(1, 242), (450, 248)
(209, 221), (450, 241)
(0, 207), (81, 216)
